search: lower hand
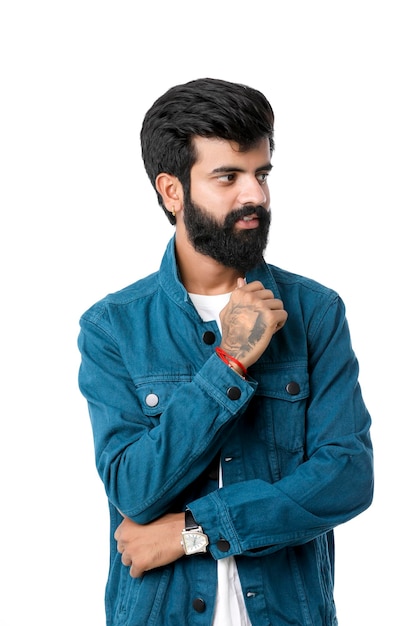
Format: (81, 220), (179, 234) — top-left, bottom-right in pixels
(114, 513), (185, 578)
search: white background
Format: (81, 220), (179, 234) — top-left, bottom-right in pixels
(1, 1), (415, 624)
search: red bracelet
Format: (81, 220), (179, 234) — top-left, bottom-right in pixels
(215, 347), (248, 378)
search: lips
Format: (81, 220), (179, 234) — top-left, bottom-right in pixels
(236, 213), (259, 229)
(224, 205), (268, 231)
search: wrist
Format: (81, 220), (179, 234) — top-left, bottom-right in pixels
(215, 347), (248, 379)
(181, 509), (209, 555)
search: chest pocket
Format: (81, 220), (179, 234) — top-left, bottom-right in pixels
(246, 362), (310, 457)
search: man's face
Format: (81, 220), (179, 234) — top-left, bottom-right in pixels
(183, 137), (272, 274)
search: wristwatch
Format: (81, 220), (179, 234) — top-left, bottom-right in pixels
(181, 509), (209, 555)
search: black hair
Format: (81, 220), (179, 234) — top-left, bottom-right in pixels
(140, 78), (275, 224)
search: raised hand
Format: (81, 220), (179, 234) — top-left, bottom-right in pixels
(219, 278), (287, 369)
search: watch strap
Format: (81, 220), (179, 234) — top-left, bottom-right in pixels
(184, 508), (199, 531)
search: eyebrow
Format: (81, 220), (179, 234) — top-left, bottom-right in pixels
(211, 163), (273, 174)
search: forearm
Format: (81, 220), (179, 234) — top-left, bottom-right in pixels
(80, 323), (256, 522)
(190, 429), (373, 561)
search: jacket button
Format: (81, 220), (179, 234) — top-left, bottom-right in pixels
(145, 393), (159, 407)
(286, 381), (300, 395)
(202, 331), (216, 345)
(192, 598), (206, 613)
(216, 538), (231, 552)
(226, 386), (241, 400)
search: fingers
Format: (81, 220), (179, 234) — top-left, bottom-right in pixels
(234, 279), (280, 304)
(116, 537), (144, 578)
(274, 309), (288, 332)
(114, 524), (135, 572)
(230, 280), (286, 322)
(121, 550), (132, 567)
(235, 279), (265, 293)
(114, 526), (123, 553)
(129, 565), (142, 579)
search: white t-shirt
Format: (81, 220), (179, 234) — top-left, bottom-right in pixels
(189, 292), (252, 626)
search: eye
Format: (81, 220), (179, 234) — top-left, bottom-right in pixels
(256, 172), (270, 184)
(217, 173), (236, 183)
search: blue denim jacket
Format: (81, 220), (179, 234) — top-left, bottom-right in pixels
(78, 236), (373, 626)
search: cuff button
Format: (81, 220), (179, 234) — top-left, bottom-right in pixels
(226, 386), (241, 400)
(216, 538), (231, 552)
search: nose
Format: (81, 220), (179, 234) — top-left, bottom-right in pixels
(237, 175), (268, 207)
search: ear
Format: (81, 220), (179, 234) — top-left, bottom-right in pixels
(155, 173), (184, 213)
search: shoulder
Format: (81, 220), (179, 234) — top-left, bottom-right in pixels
(267, 264), (339, 301)
(263, 264), (347, 339)
(80, 271), (159, 325)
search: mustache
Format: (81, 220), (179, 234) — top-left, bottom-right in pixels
(224, 205), (270, 228)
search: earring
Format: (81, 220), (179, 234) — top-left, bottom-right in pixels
(171, 207), (176, 218)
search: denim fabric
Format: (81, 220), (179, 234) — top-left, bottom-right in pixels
(78, 236), (373, 625)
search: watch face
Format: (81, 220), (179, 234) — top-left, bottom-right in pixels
(183, 532), (208, 554)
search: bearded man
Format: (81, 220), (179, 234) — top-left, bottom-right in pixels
(78, 78), (373, 626)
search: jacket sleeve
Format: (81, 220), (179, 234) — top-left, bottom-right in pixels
(78, 306), (257, 523)
(188, 295), (374, 559)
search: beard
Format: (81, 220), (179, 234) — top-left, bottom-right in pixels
(183, 196), (271, 275)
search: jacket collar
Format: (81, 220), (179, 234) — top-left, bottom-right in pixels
(158, 235), (282, 313)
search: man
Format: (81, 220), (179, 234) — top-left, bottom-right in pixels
(78, 78), (373, 625)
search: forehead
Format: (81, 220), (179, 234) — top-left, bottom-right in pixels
(192, 136), (271, 170)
